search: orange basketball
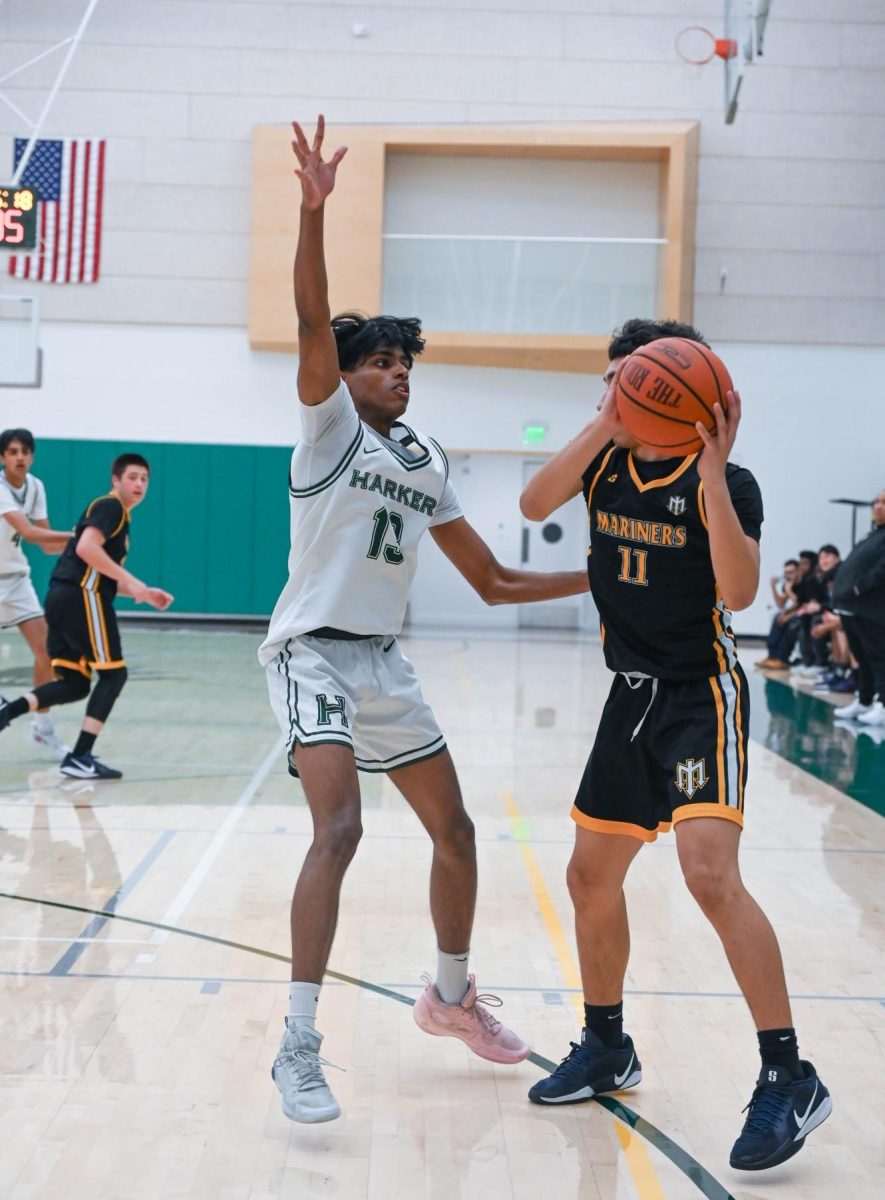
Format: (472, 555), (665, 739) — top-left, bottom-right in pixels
(614, 337), (733, 453)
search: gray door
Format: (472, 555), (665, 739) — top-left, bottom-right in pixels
(519, 460), (589, 629)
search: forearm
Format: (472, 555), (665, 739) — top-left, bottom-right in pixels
(78, 544), (145, 598)
(294, 205), (331, 330)
(520, 418), (614, 520)
(484, 567), (589, 606)
(703, 480), (759, 610)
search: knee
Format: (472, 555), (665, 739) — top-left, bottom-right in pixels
(435, 810), (475, 858)
(313, 813), (363, 864)
(682, 858), (741, 912)
(57, 666), (91, 700)
(567, 855), (618, 907)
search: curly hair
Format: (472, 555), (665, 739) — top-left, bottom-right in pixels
(608, 318), (709, 360)
(331, 312), (425, 371)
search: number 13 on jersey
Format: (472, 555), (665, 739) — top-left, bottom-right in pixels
(617, 545), (648, 586)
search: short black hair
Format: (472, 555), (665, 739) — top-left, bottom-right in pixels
(798, 549), (818, 566)
(331, 312), (425, 372)
(608, 317), (709, 361)
(784, 558), (799, 567)
(0, 427), (35, 454)
(112, 452), (150, 478)
(819, 543), (840, 557)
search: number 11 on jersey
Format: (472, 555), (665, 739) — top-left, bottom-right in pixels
(617, 545), (648, 586)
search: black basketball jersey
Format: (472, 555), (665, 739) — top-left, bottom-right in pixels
(51, 494), (130, 599)
(582, 445), (763, 681)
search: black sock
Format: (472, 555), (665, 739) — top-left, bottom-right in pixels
(72, 730), (97, 758)
(3, 697), (30, 720)
(757, 1028), (802, 1079)
(585, 1001), (623, 1049)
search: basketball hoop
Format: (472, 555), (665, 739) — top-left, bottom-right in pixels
(675, 26), (738, 64)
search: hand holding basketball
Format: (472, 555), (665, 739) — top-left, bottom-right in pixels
(696, 389), (741, 484)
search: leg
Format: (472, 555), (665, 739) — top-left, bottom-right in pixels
(60, 666), (128, 779)
(17, 615), (54, 692)
(675, 817), (791, 1029)
(568, 826), (643, 1005)
(386, 748), (476, 953)
(289, 742), (363, 982)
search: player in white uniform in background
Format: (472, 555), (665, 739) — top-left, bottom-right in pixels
(259, 116), (589, 1124)
(0, 429), (72, 758)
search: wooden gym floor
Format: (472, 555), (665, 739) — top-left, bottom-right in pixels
(0, 625), (882, 1200)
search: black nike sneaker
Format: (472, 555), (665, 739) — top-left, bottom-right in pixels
(528, 1028), (641, 1104)
(730, 1061), (832, 1171)
(59, 751), (123, 780)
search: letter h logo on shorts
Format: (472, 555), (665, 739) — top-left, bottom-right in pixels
(675, 757), (708, 799)
(316, 694), (349, 727)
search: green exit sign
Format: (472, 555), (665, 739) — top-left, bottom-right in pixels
(0, 185), (38, 250)
(522, 423), (548, 447)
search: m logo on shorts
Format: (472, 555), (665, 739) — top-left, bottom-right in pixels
(668, 495), (686, 516)
(675, 757), (708, 799)
(316, 694), (349, 727)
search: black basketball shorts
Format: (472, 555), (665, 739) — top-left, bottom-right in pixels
(573, 664), (750, 841)
(46, 581), (125, 677)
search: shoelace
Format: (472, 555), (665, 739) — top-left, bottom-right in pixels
(471, 992), (504, 1034)
(739, 1083), (792, 1135)
(274, 1045), (343, 1092)
(550, 1042), (585, 1077)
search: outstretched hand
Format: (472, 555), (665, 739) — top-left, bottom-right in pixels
(696, 390), (741, 482)
(291, 115), (348, 211)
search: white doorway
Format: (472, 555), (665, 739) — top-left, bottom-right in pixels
(519, 460), (591, 629)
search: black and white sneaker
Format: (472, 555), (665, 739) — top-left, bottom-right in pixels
(730, 1061), (832, 1171)
(59, 751), (123, 780)
(528, 1028), (642, 1104)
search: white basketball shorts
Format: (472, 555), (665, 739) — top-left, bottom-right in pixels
(265, 633), (446, 773)
(0, 573), (44, 628)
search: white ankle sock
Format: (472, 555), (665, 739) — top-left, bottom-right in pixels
(288, 981), (321, 1029)
(435, 948), (470, 1005)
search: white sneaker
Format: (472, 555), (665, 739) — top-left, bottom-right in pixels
(834, 697), (873, 721)
(30, 722), (71, 760)
(857, 701), (885, 727)
(272, 1022), (341, 1123)
(794, 665), (823, 679)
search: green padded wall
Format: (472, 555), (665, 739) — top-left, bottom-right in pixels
(21, 439), (293, 617)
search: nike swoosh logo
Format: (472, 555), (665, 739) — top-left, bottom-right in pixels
(613, 1053), (635, 1087)
(793, 1081), (818, 1132)
(364, 446), (382, 455)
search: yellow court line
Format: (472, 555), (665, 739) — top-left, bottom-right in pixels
(501, 788), (669, 1200)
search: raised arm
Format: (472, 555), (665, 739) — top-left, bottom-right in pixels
(290, 115), (348, 407)
(520, 363), (625, 521)
(695, 392), (760, 612)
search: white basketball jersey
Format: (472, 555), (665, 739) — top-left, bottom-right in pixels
(0, 471), (47, 577)
(259, 382), (462, 664)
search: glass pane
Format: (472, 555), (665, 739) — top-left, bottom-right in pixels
(381, 237), (663, 335)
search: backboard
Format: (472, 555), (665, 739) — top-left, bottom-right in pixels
(723, 0), (773, 123)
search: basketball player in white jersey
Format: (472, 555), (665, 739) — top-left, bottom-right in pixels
(0, 429), (72, 758)
(259, 116), (588, 1124)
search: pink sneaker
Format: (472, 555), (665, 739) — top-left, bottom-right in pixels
(412, 973), (531, 1064)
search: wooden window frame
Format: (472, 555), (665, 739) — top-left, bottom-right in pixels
(250, 122), (698, 375)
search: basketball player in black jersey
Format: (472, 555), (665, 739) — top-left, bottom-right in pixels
(521, 319), (831, 1172)
(0, 454), (173, 779)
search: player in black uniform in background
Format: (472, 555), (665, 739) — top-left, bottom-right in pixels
(521, 319), (831, 1172)
(0, 454), (173, 779)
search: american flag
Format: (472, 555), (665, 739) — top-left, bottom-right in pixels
(7, 137), (106, 283)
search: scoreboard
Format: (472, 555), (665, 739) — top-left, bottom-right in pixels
(0, 186), (38, 249)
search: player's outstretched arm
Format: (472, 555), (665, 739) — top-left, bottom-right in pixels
(2, 511), (70, 553)
(520, 364), (625, 521)
(696, 392), (760, 611)
(291, 115), (348, 408)
(431, 517), (588, 605)
(75, 526), (172, 609)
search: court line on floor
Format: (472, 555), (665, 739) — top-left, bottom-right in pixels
(150, 735), (284, 942)
(48, 830), (175, 976)
(0, 889), (735, 1200)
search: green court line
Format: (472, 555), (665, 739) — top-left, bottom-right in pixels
(0, 889), (736, 1200)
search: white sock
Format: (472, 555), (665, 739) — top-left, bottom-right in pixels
(435, 948), (470, 1005)
(288, 981), (320, 1029)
